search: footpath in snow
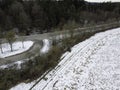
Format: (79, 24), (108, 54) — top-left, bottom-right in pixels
(11, 28), (120, 90)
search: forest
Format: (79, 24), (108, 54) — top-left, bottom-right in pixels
(0, 0), (120, 35)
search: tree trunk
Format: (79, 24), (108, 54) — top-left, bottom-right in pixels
(10, 43), (13, 52)
(70, 30), (74, 38)
(0, 45), (3, 53)
(22, 41), (24, 48)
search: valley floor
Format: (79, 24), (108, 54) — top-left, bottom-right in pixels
(11, 27), (120, 90)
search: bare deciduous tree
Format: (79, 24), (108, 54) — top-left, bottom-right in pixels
(0, 27), (3, 53)
(5, 30), (16, 52)
(0, 39), (3, 54)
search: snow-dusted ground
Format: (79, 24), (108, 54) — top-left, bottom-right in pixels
(0, 59), (27, 69)
(10, 28), (120, 90)
(0, 41), (34, 58)
(40, 39), (50, 54)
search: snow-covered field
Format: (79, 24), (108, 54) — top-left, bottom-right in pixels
(0, 41), (34, 58)
(10, 28), (120, 90)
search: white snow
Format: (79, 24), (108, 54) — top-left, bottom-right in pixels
(10, 28), (120, 90)
(10, 82), (35, 90)
(0, 41), (34, 58)
(0, 60), (27, 69)
(40, 39), (50, 54)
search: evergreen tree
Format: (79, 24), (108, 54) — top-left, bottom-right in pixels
(31, 3), (46, 32)
(4, 15), (13, 31)
(18, 11), (30, 32)
(0, 8), (6, 28)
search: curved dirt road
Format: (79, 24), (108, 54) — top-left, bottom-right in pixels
(0, 40), (42, 66)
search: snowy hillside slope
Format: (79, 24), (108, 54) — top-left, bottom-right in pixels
(11, 28), (120, 90)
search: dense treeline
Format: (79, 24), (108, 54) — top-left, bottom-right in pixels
(0, 0), (120, 34)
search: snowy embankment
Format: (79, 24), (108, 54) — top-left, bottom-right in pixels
(0, 41), (34, 58)
(40, 39), (50, 54)
(10, 28), (120, 90)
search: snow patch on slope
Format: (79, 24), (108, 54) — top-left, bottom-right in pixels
(40, 39), (50, 54)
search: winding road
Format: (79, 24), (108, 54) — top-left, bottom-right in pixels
(0, 22), (120, 68)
